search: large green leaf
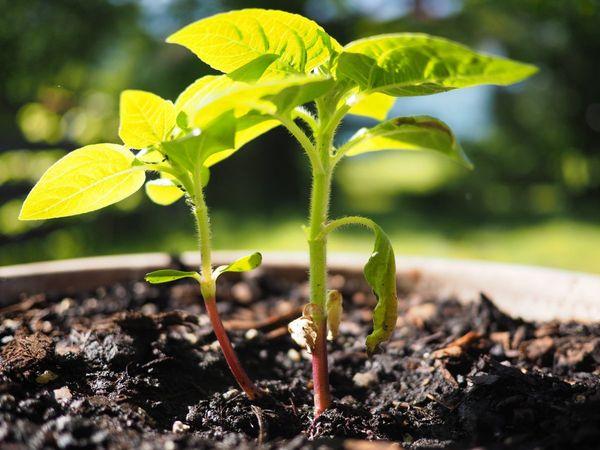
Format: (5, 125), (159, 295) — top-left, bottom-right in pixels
(336, 33), (537, 96)
(19, 144), (145, 220)
(161, 112), (236, 172)
(343, 115), (471, 168)
(166, 9), (340, 76)
(212, 252), (262, 280)
(364, 224), (398, 355)
(119, 90), (176, 148)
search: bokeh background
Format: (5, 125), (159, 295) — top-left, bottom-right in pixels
(1, 0), (599, 273)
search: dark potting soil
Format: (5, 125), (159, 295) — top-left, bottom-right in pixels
(1, 272), (600, 450)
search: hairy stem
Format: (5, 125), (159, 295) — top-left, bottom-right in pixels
(192, 171), (262, 400)
(308, 138), (333, 415)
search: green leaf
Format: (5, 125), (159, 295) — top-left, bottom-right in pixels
(145, 178), (184, 205)
(166, 9), (340, 76)
(336, 33), (537, 96)
(161, 111), (236, 172)
(119, 90), (176, 148)
(145, 269), (200, 284)
(348, 92), (396, 121)
(19, 144), (145, 220)
(204, 113), (279, 167)
(213, 252), (262, 280)
(364, 224), (398, 355)
(343, 115), (472, 168)
(178, 73), (333, 129)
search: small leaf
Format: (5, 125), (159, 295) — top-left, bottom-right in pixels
(326, 290), (343, 341)
(119, 90), (176, 148)
(162, 111), (236, 172)
(145, 179), (184, 206)
(145, 269), (200, 284)
(213, 252), (262, 280)
(166, 9), (340, 76)
(136, 148), (164, 163)
(344, 115), (471, 168)
(364, 224), (398, 355)
(336, 33), (537, 96)
(19, 144), (145, 220)
(348, 92), (395, 121)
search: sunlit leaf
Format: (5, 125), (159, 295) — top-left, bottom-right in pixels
(178, 73), (333, 129)
(136, 148), (164, 163)
(336, 33), (537, 96)
(162, 112), (236, 172)
(167, 9), (340, 76)
(343, 115), (471, 168)
(119, 90), (176, 148)
(145, 269), (200, 284)
(145, 178), (184, 206)
(348, 92), (395, 121)
(364, 224), (398, 355)
(213, 252), (262, 279)
(204, 113), (279, 167)
(19, 144), (145, 220)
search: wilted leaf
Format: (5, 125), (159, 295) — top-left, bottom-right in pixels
(364, 224), (398, 355)
(326, 290), (343, 340)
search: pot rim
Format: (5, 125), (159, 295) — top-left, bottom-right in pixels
(1, 251), (599, 322)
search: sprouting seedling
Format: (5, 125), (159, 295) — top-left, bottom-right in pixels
(167, 8), (537, 415)
(17, 63), (297, 399)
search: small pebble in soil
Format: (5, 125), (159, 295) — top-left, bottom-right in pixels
(352, 370), (378, 388)
(172, 421), (190, 433)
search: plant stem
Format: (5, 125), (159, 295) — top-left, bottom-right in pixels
(308, 158), (332, 415)
(192, 171), (262, 400)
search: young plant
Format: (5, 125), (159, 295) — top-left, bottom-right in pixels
(166, 9), (537, 415)
(17, 78), (282, 399)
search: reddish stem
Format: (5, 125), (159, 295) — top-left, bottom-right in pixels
(204, 297), (262, 400)
(311, 320), (331, 416)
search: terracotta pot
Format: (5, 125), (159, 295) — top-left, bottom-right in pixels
(2, 251), (599, 321)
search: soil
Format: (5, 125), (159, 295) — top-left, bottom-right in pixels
(1, 270), (600, 449)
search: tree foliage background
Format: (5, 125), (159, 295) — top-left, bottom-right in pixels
(1, 0), (599, 272)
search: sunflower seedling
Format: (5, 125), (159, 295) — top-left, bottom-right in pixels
(167, 8), (537, 414)
(18, 62), (284, 399)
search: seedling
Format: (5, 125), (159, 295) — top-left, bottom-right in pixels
(166, 9), (537, 414)
(18, 81), (274, 399)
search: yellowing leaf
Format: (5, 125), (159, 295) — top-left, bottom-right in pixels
(167, 9), (340, 76)
(19, 144), (145, 220)
(145, 178), (184, 205)
(348, 92), (395, 121)
(336, 33), (537, 96)
(344, 115), (471, 168)
(119, 90), (176, 148)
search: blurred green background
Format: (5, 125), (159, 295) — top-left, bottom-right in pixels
(1, 0), (599, 273)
